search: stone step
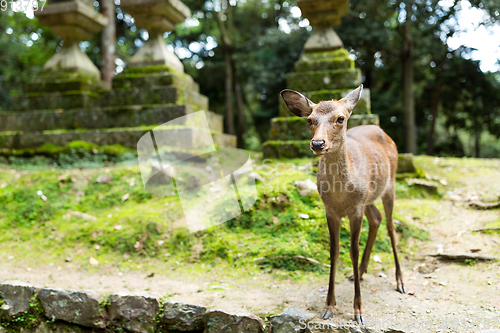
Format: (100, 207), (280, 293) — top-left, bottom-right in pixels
(112, 71), (199, 93)
(13, 90), (99, 111)
(12, 86), (209, 112)
(270, 114), (380, 141)
(0, 106), (223, 133)
(99, 86), (209, 111)
(286, 68), (361, 92)
(0, 126), (236, 150)
(262, 140), (315, 159)
(279, 88), (372, 116)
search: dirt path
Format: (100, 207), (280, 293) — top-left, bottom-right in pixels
(2, 157), (500, 332)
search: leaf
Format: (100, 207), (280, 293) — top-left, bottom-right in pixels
(121, 193), (130, 202)
(89, 257), (99, 266)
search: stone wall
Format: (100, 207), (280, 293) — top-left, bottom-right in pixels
(0, 281), (401, 333)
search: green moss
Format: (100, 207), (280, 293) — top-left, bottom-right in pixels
(286, 68), (362, 91)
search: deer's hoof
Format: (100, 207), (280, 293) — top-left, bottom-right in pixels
(320, 309), (333, 320)
(347, 275), (363, 282)
(354, 314), (365, 326)
(397, 284), (406, 294)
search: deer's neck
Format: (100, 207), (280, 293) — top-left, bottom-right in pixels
(322, 141), (352, 183)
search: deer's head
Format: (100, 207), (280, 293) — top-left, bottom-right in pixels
(281, 85), (363, 155)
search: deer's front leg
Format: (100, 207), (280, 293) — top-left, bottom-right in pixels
(349, 209), (365, 325)
(321, 214), (341, 320)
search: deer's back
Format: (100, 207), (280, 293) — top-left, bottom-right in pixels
(346, 125), (398, 203)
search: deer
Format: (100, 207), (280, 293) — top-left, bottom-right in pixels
(281, 85), (405, 325)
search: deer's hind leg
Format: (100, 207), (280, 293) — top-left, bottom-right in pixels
(382, 186), (406, 294)
(348, 204), (382, 282)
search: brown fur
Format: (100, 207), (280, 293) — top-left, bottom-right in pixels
(281, 86), (405, 325)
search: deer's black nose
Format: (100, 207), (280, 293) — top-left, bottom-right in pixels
(311, 140), (325, 152)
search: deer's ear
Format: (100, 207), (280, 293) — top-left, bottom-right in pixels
(340, 84), (363, 114)
(281, 89), (315, 118)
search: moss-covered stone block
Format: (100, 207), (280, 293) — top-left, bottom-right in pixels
(12, 91), (99, 111)
(112, 72), (199, 93)
(294, 49), (354, 72)
(0, 105), (218, 132)
(0, 126), (236, 150)
(397, 153), (417, 173)
(279, 88), (371, 116)
(262, 140), (314, 159)
(99, 87), (209, 111)
(270, 114), (379, 141)
(286, 68), (361, 92)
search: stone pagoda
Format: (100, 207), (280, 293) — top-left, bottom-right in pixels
(0, 0), (235, 150)
(262, 0), (379, 158)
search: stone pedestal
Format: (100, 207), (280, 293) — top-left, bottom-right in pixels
(121, 0), (191, 72)
(262, 0), (379, 159)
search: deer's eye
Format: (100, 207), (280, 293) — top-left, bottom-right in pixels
(307, 118), (312, 125)
(337, 116), (345, 124)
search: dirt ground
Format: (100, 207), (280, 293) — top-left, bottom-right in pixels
(2, 158), (500, 332)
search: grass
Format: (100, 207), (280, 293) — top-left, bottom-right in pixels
(0, 153), (455, 282)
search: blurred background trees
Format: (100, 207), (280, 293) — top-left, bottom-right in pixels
(1, 0), (499, 156)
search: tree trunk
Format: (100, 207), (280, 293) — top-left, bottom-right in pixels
(216, 4), (235, 135)
(233, 68), (244, 148)
(426, 75), (442, 155)
(402, 2), (416, 154)
(100, 0), (116, 89)
(475, 129), (481, 158)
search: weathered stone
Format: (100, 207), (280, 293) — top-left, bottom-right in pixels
(112, 71), (199, 92)
(397, 153), (417, 173)
(160, 301), (206, 331)
(406, 179), (439, 194)
(296, 0), (349, 27)
(270, 308), (316, 333)
(287, 69), (361, 92)
(35, 0), (108, 80)
(293, 179), (318, 197)
(107, 293), (160, 333)
(263, 140), (315, 159)
(0, 281), (37, 318)
(304, 27), (344, 53)
(12, 91), (99, 112)
(0, 127), (235, 150)
(121, 0), (190, 71)
(204, 309), (265, 333)
(99, 86), (209, 111)
(38, 288), (107, 328)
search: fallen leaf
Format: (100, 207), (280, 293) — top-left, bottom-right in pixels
(56, 109), (63, 113)
(75, 249), (83, 254)
(65, 257), (73, 262)
(470, 249), (482, 253)
(134, 241), (141, 249)
(114, 224), (122, 230)
(0, 183), (8, 189)
(299, 213), (309, 219)
(89, 257), (99, 266)
(41, 195), (48, 201)
(121, 193), (130, 202)
(26, 267), (32, 272)
(408, 290), (416, 296)
(373, 255), (382, 263)
(146, 272), (155, 278)
(58, 175), (68, 181)
(92, 148), (98, 154)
